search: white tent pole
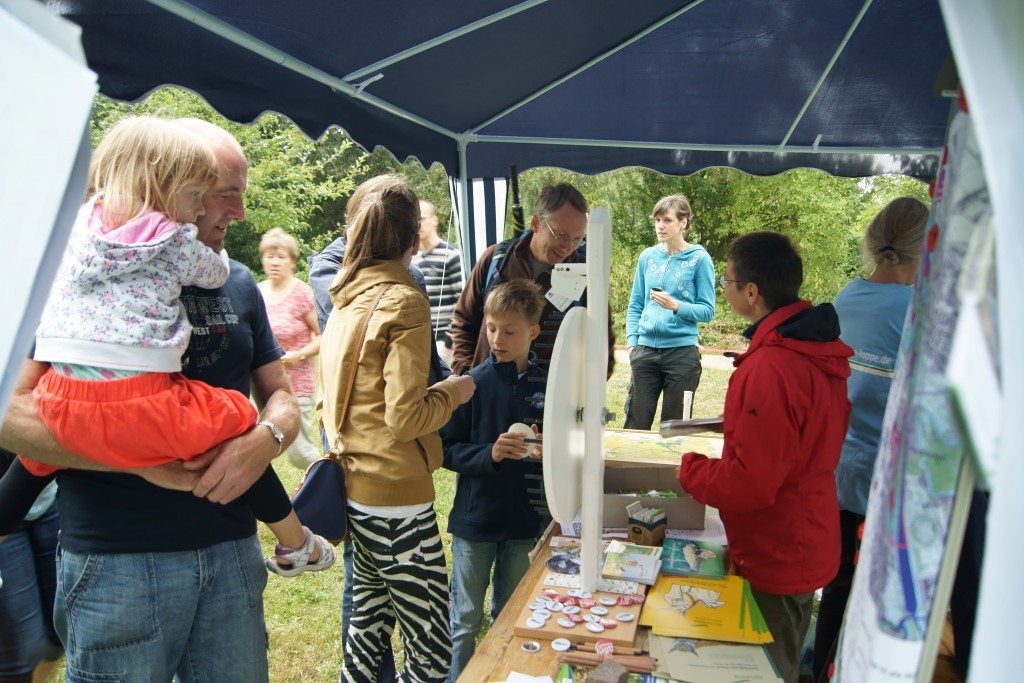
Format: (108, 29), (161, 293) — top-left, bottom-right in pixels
(778, 0), (874, 147)
(456, 137), (471, 272)
(468, 0), (708, 134)
(471, 133), (941, 158)
(344, 0), (549, 82)
(141, 0), (459, 140)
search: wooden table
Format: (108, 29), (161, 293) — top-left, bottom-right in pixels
(459, 429), (723, 683)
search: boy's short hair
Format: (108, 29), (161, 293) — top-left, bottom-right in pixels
(728, 231), (803, 311)
(484, 279), (544, 326)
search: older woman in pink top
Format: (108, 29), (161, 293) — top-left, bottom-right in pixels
(258, 228), (321, 469)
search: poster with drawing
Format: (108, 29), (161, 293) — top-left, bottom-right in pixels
(834, 109), (990, 682)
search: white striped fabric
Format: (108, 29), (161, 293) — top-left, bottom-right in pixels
(449, 176), (508, 272)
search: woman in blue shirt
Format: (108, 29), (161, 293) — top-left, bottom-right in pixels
(624, 194), (716, 430)
(813, 197), (928, 680)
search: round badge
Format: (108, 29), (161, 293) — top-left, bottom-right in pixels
(548, 601), (563, 613)
(590, 606), (609, 616)
(583, 614), (600, 623)
(562, 605), (581, 615)
(585, 622), (605, 633)
(557, 617), (576, 629)
(542, 588), (560, 598)
(551, 638), (572, 652)
(599, 597), (618, 606)
(567, 588), (584, 598)
(599, 618), (618, 629)
(526, 617), (545, 629)
(528, 601), (546, 611)
(521, 640), (541, 653)
(567, 613), (585, 623)
(616, 611), (636, 622)
(532, 609), (551, 620)
(578, 591), (593, 599)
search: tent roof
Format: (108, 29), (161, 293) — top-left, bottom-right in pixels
(49, 0), (951, 178)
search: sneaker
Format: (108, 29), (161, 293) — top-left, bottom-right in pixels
(266, 526), (337, 577)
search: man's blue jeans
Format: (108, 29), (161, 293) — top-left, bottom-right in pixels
(448, 536), (535, 683)
(0, 503), (61, 681)
(55, 535), (269, 682)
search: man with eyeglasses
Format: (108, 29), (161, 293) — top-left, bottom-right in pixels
(450, 183), (615, 377)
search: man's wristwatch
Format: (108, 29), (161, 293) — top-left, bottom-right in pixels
(256, 420), (284, 455)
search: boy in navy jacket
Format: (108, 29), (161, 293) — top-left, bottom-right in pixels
(442, 279), (547, 682)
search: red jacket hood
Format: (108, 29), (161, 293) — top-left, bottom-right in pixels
(734, 300), (853, 380)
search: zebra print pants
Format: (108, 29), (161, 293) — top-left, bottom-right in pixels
(341, 506), (452, 683)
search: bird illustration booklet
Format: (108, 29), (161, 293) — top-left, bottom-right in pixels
(660, 537), (726, 578)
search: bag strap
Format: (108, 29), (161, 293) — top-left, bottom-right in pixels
(335, 283), (392, 437)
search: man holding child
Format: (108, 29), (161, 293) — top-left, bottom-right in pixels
(0, 120), (295, 682)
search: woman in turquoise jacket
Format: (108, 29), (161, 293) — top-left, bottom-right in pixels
(624, 194), (716, 430)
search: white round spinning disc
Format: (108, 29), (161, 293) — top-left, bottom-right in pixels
(542, 306), (587, 523)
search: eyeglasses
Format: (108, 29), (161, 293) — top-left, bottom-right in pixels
(719, 275), (748, 289)
(543, 219), (586, 248)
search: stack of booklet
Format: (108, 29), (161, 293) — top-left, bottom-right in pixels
(638, 574), (772, 645)
(625, 499), (667, 525)
(600, 540), (663, 585)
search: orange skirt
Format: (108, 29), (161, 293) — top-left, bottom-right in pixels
(23, 368), (258, 476)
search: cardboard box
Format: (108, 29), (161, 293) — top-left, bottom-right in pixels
(628, 516), (667, 546)
(603, 466), (705, 530)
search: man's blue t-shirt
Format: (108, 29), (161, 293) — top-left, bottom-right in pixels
(57, 261), (284, 553)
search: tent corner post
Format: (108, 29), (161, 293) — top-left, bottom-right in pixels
(456, 136), (471, 274)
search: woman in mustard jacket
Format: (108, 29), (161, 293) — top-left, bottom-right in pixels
(320, 175), (476, 683)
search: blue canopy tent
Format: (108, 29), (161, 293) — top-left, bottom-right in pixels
(45, 0), (952, 264)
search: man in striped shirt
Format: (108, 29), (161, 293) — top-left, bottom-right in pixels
(413, 200), (463, 363)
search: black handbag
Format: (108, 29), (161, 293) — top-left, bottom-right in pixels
(291, 454), (349, 545)
(290, 284), (392, 545)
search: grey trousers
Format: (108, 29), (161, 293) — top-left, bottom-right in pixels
(751, 588), (815, 683)
(623, 344), (702, 430)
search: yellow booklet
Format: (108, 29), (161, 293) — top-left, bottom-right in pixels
(639, 575), (772, 644)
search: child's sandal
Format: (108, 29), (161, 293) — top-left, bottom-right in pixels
(266, 526), (337, 577)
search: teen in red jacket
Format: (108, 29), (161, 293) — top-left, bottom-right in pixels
(679, 231), (853, 683)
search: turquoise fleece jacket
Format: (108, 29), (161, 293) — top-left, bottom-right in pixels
(625, 243), (715, 348)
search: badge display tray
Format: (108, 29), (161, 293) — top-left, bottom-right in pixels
(511, 570), (644, 647)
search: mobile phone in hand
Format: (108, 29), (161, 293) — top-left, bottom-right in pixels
(650, 287), (664, 292)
